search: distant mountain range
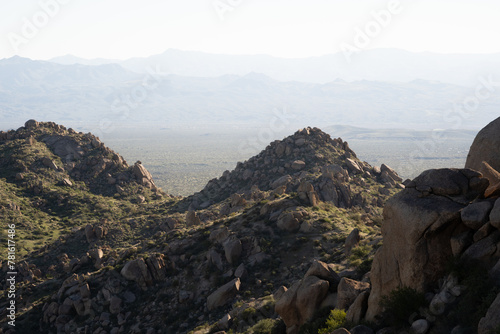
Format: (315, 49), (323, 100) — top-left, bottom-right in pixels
(48, 48), (500, 87)
(1, 50), (500, 134)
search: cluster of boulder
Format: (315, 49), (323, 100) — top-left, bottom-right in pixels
(11, 117), (500, 333)
(275, 260), (370, 333)
(41, 273), (139, 334)
(187, 127), (402, 216)
(362, 118), (500, 333)
(0, 120), (161, 197)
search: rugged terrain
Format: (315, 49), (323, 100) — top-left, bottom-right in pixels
(1, 119), (500, 334)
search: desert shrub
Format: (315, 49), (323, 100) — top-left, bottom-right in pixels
(247, 319), (280, 334)
(348, 244), (372, 267)
(242, 307), (257, 321)
(297, 307), (333, 334)
(380, 286), (426, 326)
(317, 309), (347, 334)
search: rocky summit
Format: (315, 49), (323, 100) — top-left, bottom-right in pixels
(1, 119), (500, 334)
(187, 126), (403, 210)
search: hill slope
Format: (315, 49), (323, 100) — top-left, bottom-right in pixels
(0, 121), (402, 334)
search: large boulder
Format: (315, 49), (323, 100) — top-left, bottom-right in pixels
(346, 290), (370, 323)
(277, 210), (306, 232)
(275, 276), (330, 330)
(461, 201), (492, 230)
(275, 280), (301, 329)
(337, 278), (370, 310)
(346, 158), (363, 174)
(345, 228), (361, 256)
(366, 169), (484, 321)
(120, 258), (153, 288)
(207, 278), (241, 310)
(276, 260), (340, 332)
(466, 117), (500, 172)
(132, 161), (157, 190)
(25, 119), (39, 129)
(224, 237), (242, 265)
(295, 276), (330, 323)
(270, 175), (292, 189)
(304, 260), (341, 289)
(478, 292), (500, 334)
(489, 198), (500, 230)
(186, 210), (202, 226)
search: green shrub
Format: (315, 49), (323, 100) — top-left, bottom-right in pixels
(247, 318), (279, 334)
(317, 309), (347, 334)
(348, 244), (372, 267)
(242, 307), (257, 320)
(380, 286), (426, 326)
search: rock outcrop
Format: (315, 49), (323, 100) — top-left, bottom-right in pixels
(365, 118), (500, 331)
(186, 127), (402, 211)
(478, 292), (500, 334)
(0, 120), (163, 197)
(276, 260), (367, 333)
(0, 121), (403, 334)
(366, 168), (491, 320)
(465, 116), (500, 172)
(207, 278), (241, 310)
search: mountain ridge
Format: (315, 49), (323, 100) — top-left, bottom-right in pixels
(2, 119), (500, 333)
(0, 119), (398, 333)
(43, 48), (500, 87)
(4, 56), (499, 131)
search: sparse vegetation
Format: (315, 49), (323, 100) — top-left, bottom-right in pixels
(0, 121), (403, 334)
(380, 286), (427, 326)
(317, 309), (347, 334)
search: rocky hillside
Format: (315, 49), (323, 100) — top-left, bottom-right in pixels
(3, 118), (500, 334)
(0, 120), (161, 197)
(0, 121), (405, 334)
(0, 120), (169, 259)
(186, 126), (403, 210)
(4, 116), (500, 334)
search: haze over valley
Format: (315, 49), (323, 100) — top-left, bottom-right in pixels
(0, 50), (493, 195)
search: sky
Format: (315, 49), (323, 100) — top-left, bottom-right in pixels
(0, 0), (499, 60)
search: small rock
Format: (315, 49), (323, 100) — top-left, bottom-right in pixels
(291, 160), (306, 170)
(186, 210), (202, 226)
(411, 319), (429, 334)
(345, 228), (361, 256)
(461, 201), (492, 230)
(109, 296), (122, 315)
(235, 264), (247, 279)
(489, 197), (500, 230)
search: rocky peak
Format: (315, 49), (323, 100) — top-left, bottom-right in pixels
(0, 119), (161, 198)
(187, 126), (402, 211)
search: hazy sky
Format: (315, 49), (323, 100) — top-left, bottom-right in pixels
(1, 0), (499, 60)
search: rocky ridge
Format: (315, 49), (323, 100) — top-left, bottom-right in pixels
(0, 121), (402, 334)
(5, 117), (500, 334)
(187, 126), (403, 212)
(0, 119), (161, 198)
